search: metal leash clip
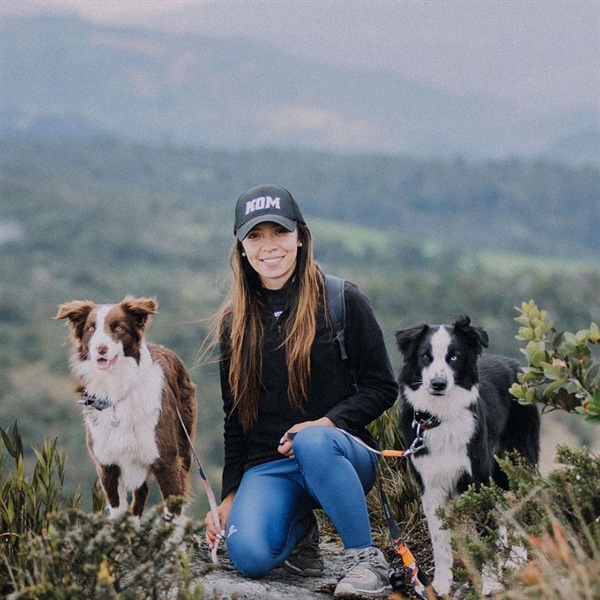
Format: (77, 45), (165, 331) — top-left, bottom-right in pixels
(403, 423), (427, 457)
(404, 411), (442, 457)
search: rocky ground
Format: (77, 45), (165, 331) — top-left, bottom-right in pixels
(190, 535), (350, 599)
(188, 535), (480, 600)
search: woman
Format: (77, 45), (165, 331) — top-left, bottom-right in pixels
(205, 184), (398, 598)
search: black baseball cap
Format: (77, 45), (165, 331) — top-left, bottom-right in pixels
(234, 184), (305, 240)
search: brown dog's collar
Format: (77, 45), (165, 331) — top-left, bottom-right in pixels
(79, 390), (111, 411)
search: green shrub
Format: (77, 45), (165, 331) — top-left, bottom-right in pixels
(1, 422), (204, 599)
(444, 447), (599, 598)
(1, 421), (80, 590)
(6, 503), (204, 600)
(510, 300), (600, 422)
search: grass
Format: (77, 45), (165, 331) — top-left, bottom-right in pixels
(309, 218), (391, 255)
(309, 217), (600, 278)
(474, 251), (600, 276)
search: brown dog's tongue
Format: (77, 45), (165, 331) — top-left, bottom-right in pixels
(96, 356), (118, 370)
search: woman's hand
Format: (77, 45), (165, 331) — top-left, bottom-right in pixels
(277, 417), (335, 458)
(205, 491), (235, 548)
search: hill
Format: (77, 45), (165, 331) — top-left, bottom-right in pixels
(1, 138), (598, 259)
(0, 14), (598, 164)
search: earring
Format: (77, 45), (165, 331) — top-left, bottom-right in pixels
(241, 252), (246, 257)
(298, 243), (303, 247)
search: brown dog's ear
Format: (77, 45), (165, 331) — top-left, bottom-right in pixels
(395, 324), (429, 359)
(55, 300), (96, 340)
(119, 296), (158, 329)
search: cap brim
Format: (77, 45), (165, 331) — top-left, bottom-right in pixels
(236, 215), (297, 240)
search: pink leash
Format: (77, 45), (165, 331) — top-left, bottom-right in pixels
(176, 407), (223, 566)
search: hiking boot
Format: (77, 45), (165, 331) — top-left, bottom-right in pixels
(334, 546), (392, 598)
(283, 513), (324, 577)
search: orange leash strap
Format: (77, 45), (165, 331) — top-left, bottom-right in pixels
(377, 475), (437, 600)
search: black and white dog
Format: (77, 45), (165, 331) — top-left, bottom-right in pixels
(395, 315), (540, 596)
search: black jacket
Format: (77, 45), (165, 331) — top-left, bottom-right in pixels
(219, 278), (398, 500)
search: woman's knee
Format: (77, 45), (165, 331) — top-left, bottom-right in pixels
(293, 426), (338, 463)
(227, 534), (276, 578)
(294, 426), (377, 492)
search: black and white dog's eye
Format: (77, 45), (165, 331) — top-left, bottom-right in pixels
(449, 355), (458, 362)
(422, 354), (431, 363)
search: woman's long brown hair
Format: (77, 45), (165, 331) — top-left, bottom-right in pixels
(214, 223), (324, 432)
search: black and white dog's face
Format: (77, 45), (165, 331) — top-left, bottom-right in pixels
(396, 315), (489, 397)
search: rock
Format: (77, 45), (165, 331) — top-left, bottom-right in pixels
(190, 538), (348, 599)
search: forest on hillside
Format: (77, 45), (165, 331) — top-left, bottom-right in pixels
(0, 138), (598, 515)
(2, 138), (598, 257)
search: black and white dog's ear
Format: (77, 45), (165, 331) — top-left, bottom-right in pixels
(453, 315), (489, 351)
(395, 324), (429, 359)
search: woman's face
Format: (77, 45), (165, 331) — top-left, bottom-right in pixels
(240, 222), (301, 290)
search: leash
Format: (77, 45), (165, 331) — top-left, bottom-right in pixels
(377, 475), (437, 600)
(175, 406), (223, 567)
(381, 411), (441, 460)
(378, 411), (440, 599)
(334, 423), (439, 600)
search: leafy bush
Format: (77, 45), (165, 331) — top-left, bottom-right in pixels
(1, 422), (204, 599)
(6, 504), (203, 600)
(510, 300), (600, 422)
(445, 446), (600, 599)
(1, 421), (80, 590)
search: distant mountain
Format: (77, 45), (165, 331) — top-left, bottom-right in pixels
(0, 15), (598, 164)
(546, 127), (600, 166)
(0, 108), (102, 141)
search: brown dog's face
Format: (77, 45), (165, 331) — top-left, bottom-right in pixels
(55, 296), (158, 368)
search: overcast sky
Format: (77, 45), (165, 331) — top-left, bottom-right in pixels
(4, 0), (599, 113)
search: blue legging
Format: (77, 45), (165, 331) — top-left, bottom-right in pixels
(225, 426), (379, 578)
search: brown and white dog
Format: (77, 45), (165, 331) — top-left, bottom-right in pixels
(55, 296), (197, 520)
